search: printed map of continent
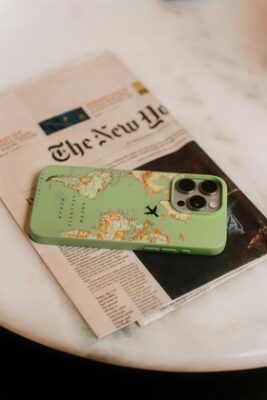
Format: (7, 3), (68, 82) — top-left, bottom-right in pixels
(130, 170), (176, 195)
(160, 200), (190, 223)
(47, 169), (179, 200)
(62, 212), (169, 244)
(47, 170), (121, 199)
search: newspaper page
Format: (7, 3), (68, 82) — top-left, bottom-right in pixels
(0, 52), (191, 337)
(1, 52), (266, 337)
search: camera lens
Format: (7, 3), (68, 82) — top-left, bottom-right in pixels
(200, 180), (218, 195)
(176, 178), (195, 193)
(188, 195), (206, 210)
(177, 200), (185, 207)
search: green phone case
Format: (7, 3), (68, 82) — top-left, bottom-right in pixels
(29, 166), (228, 255)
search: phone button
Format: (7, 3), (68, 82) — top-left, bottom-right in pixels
(161, 248), (177, 254)
(143, 246), (160, 252)
(181, 249), (191, 254)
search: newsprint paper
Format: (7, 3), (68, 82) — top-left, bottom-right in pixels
(0, 52), (266, 337)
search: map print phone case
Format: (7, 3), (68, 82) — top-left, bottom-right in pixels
(29, 165), (228, 255)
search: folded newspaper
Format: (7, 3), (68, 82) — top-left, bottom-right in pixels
(0, 52), (266, 338)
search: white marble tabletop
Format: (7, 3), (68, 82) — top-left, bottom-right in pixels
(1, 0), (267, 372)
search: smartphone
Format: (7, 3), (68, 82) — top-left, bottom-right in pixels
(29, 165), (228, 255)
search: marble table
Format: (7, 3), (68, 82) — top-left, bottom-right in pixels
(1, 0), (267, 372)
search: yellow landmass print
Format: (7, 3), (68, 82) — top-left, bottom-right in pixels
(160, 200), (190, 223)
(47, 170), (113, 199)
(130, 170), (176, 195)
(62, 212), (169, 244)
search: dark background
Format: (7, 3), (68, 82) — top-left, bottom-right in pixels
(136, 142), (267, 299)
(1, 326), (267, 399)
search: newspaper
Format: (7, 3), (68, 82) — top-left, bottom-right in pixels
(0, 52), (266, 338)
(0, 52), (191, 337)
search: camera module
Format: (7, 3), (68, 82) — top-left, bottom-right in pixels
(176, 178), (195, 193)
(188, 195), (206, 211)
(200, 180), (218, 195)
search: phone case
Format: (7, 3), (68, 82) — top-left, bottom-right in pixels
(29, 165), (228, 255)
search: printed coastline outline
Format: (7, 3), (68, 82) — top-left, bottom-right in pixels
(46, 169), (190, 243)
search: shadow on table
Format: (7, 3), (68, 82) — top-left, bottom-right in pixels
(1, 326), (267, 399)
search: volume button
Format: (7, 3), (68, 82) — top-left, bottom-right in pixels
(161, 248), (177, 254)
(143, 246), (160, 252)
(181, 249), (191, 254)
